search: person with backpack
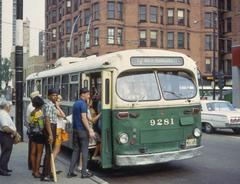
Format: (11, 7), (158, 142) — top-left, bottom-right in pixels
(29, 96), (45, 178)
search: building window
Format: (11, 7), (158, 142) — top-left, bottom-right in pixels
(167, 32), (174, 48)
(58, 7), (63, 21)
(226, 17), (232, 32)
(204, 0), (216, 6)
(117, 2), (123, 20)
(107, 28), (115, 44)
(108, 1), (115, 19)
(187, 10), (190, 27)
(84, 9), (91, 25)
(94, 28), (99, 46)
(74, 0), (79, 12)
(167, 9), (174, 25)
(60, 41), (64, 57)
(79, 33), (82, 50)
(139, 30), (147, 47)
(227, 40), (232, 52)
(51, 46), (56, 59)
(66, 19), (71, 34)
(205, 35), (212, 50)
(224, 60), (232, 75)
(177, 9), (184, 26)
(79, 11), (82, 27)
(66, 40), (70, 55)
(205, 12), (213, 28)
(74, 38), (78, 53)
(205, 58), (212, 73)
(66, 0), (71, 14)
(84, 32), (90, 48)
(139, 5), (147, 22)
(52, 10), (57, 23)
(150, 31), (157, 47)
(178, 32), (184, 48)
(227, 0), (231, 11)
(150, 6), (158, 23)
(52, 28), (57, 41)
(160, 31), (163, 48)
(117, 28), (123, 45)
(187, 33), (190, 50)
(160, 7), (164, 24)
(93, 3), (100, 20)
(73, 16), (78, 33)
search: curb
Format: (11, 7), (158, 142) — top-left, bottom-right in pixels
(57, 155), (109, 184)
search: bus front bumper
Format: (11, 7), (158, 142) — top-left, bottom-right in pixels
(115, 146), (203, 166)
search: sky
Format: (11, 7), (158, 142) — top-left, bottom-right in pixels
(1, 0), (45, 58)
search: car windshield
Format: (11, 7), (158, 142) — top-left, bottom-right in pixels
(206, 102), (235, 111)
(158, 71), (197, 100)
(116, 72), (160, 102)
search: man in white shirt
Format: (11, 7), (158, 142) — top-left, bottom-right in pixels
(0, 100), (20, 176)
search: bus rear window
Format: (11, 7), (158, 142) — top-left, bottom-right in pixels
(116, 72), (160, 101)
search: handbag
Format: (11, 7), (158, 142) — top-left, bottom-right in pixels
(61, 130), (69, 142)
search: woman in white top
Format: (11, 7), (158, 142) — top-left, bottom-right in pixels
(53, 95), (68, 160)
(0, 100), (21, 176)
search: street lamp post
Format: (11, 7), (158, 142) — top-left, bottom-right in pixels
(212, 13), (217, 100)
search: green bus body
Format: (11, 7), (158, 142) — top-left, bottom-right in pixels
(101, 106), (201, 168)
(24, 49), (203, 169)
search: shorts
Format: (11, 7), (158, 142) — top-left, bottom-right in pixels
(31, 134), (45, 144)
(55, 128), (63, 145)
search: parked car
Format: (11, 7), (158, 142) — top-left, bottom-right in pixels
(201, 100), (240, 134)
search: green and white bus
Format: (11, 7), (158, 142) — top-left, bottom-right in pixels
(25, 49), (202, 168)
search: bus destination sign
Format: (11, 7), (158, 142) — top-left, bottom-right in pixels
(130, 57), (184, 66)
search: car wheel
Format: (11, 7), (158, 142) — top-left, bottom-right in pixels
(205, 123), (214, 134)
(232, 128), (240, 134)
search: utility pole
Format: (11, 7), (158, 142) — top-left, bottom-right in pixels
(212, 12), (217, 100)
(15, 0), (23, 140)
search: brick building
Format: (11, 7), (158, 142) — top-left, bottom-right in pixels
(45, 0), (236, 82)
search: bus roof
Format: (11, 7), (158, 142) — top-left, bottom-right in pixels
(26, 49), (197, 80)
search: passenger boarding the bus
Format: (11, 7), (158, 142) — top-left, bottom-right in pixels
(78, 99), (101, 171)
(53, 95), (69, 173)
(68, 88), (95, 179)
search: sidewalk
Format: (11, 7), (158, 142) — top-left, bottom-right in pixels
(0, 142), (107, 184)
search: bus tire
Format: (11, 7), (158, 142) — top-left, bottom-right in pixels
(204, 123), (214, 134)
(232, 128), (240, 134)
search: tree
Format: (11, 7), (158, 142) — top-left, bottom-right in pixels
(0, 58), (13, 91)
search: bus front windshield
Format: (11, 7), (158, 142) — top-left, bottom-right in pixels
(116, 72), (160, 102)
(158, 71), (197, 100)
(116, 71), (197, 102)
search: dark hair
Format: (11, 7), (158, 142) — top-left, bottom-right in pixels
(80, 88), (89, 95)
(48, 88), (58, 96)
(32, 96), (45, 108)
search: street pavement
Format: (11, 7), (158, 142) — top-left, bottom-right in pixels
(0, 141), (107, 184)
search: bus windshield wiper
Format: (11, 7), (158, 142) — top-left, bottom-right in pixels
(163, 90), (191, 102)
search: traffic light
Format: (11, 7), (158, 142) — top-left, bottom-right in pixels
(217, 72), (224, 89)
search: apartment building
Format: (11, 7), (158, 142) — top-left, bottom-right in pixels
(45, 0), (235, 83)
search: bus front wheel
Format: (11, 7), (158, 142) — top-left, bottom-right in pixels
(204, 123), (214, 134)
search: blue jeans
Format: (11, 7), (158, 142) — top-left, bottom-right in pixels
(68, 130), (89, 175)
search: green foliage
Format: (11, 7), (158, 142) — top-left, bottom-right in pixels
(0, 58), (13, 90)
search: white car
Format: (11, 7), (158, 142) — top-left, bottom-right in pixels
(201, 100), (240, 134)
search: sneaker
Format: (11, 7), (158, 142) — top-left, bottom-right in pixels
(81, 171), (93, 178)
(67, 172), (77, 178)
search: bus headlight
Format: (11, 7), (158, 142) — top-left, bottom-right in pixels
(193, 128), (201, 137)
(118, 133), (129, 144)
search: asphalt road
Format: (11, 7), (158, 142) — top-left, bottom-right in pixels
(87, 130), (240, 184)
